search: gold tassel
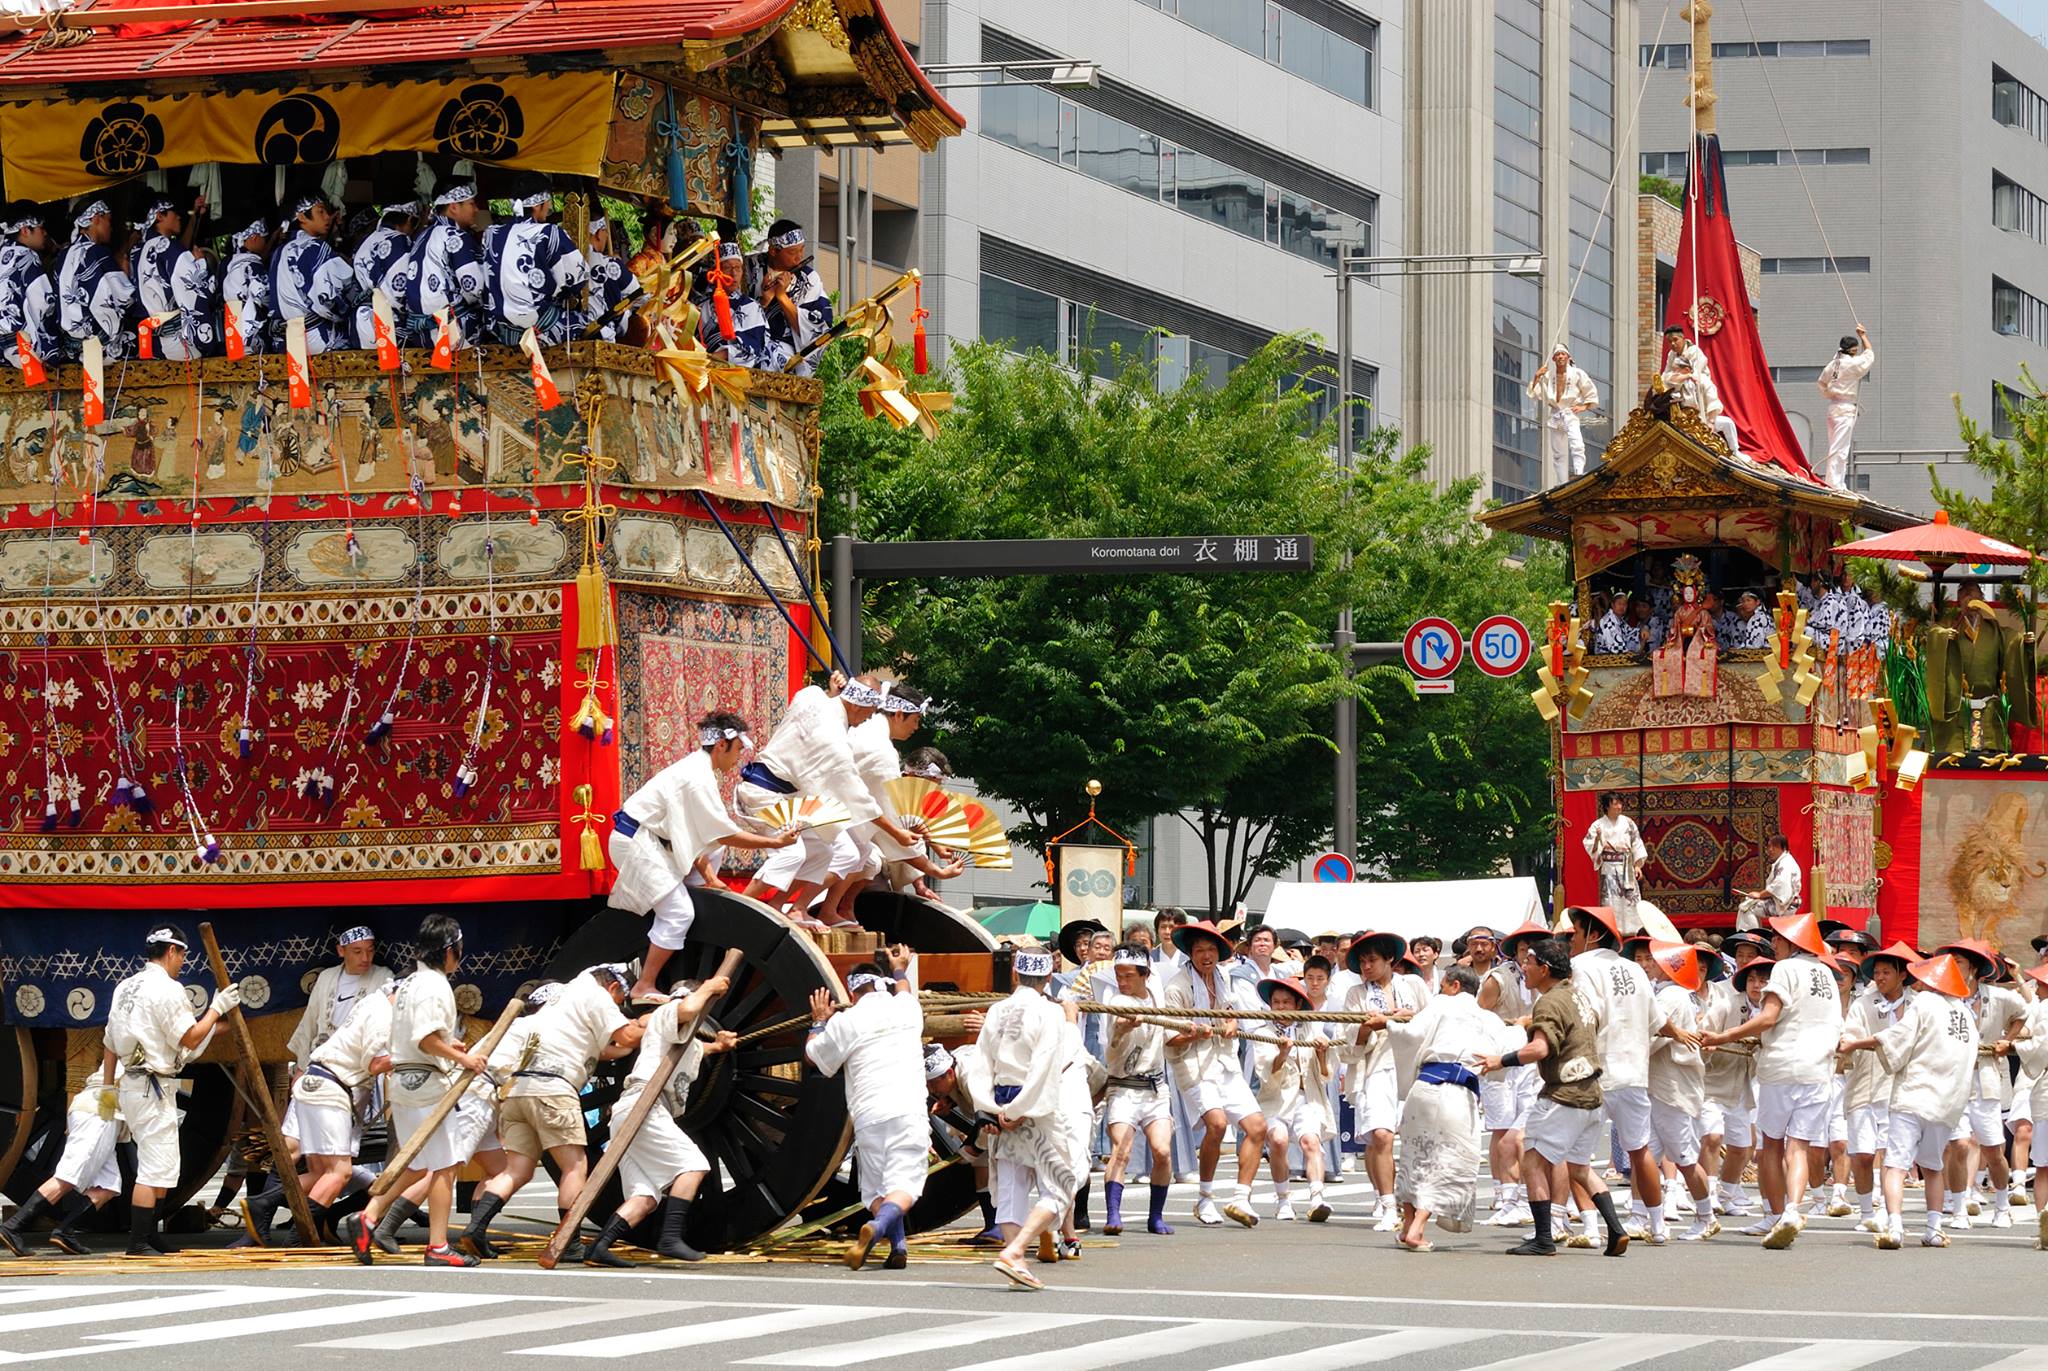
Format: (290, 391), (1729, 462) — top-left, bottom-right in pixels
(572, 783), (604, 872)
(576, 565), (616, 651)
(580, 824), (604, 871)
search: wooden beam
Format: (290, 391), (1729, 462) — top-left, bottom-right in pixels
(197, 922), (316, 1244)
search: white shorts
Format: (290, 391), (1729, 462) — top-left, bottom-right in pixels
(1352, 1069), (1400, 1135)
(1183, 1073), (1262, 1129)
(1826, 1077), (1849, 1146)
(1649, 1100), (1701, 1167)
(1845, 1104), (1889, 1156)
(993, 1156), (1069, 1225)
(1525, 1096), (1606, 1167)
(1481, 1064), (1539, 1133)
(648, 884), (695, 952)
(392, 1100), (470, 1174)
(54, 1108), (121, 1194)
(1105, 1082), (1171, 1131)
(1755, 1080), (1832, 1144)
(1964, 1097), (2006, 1147)
(2033, 1128), (2048, 1169)
(1884, 1111), (1953, 1173)
(1706, 1098), (1754, 1149)
(740, 782), (835, 890)
(449, 1086), (501, 1160)
(1267, 1096), (1327, 1145)
(854, 1113), (931, 1207)
(290, 1098), (359, 1159)
(616, 1106), (711, 1201)
(118, 1074), (181, 1190)
(1604, 1084), (1653, 1153)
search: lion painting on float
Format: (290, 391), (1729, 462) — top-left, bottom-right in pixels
(1944, 792), (2048, 947)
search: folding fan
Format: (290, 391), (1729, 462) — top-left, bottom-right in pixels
(754, 793), (854, 834)
(956, 798), (1008, 855)
(883, 776), (972, 847)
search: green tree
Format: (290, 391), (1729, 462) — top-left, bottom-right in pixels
(1941, 384), (2048, 604)
(1640, 173), (1683, 208)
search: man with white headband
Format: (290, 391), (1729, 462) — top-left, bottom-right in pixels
(351, 200), (419, 350)
(737, 674), (919, 920)
(403, 182), (486, 348)
(455, 964), (644, 1261)
(103, 922), (241, 1256)
(976, 945), (1097, 1289)
(56, 199), (138, 359)
(611, 710), (797, 1004)
(806, 954), (929, 1271)
(133, 194), (217, 360)
(700, 238), (791, 371)
(585, 215), (649, 345)
(0, 203), (56, 376)
(482, 172), (587, 346)
(269, 193), (355, 355)
(1100, 943), (1176, 1238)
(221, 217), (271, 357)
(747, 218), (833, 375)
(822, 681), (965, 924)
(925, 1039), (1002, 1242)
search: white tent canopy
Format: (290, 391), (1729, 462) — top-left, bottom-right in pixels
(1262, 877), (1546, 944)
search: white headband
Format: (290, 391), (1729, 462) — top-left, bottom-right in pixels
(1112, 947), (1150, 969)
(139, 200), (175, 230)
(381, 200), (420, 219)
(589, 216), (608, 236)
(768, 226), (805, 249)
(839, 680), (883, 709)
(923, 1044), (953, 1079)
(236, 218), (268, 243)
(434, 185), (477, 207)
(1013, 950), (1055, 978)
(881, 686), (925, 715)
(515, 190), (550, 211)
(292, 193), (326, 218)
(847, 972), (889, 995)
(73, 200), (109, 230)
(336, 925), (375, 947)
(525, 981), (560, 1008)
(699, 725), (753, 748)
(718, 240), (743, 260)
(146, 926), (188, 949)
(905, 761), (946, 780)
(1, 214), (41, 235)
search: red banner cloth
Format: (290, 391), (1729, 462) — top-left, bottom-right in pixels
(1664, 133), (1815, 482)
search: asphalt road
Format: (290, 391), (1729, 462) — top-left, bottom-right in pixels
(0, 1177), (2044, 1369)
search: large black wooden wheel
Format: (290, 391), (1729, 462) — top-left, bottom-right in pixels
(851, 889), (999, 954)
(545, 888), (851, 1252)
(0, 1029), (38, 1199)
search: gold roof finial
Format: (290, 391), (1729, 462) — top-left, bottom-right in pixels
(1681, 0), (1717, 133)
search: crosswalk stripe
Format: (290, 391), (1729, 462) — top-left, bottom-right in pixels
(1730, 1342), (1919, 1370)
(1203, 1328), (1499, 1370)
(1478, 1334), (1702, 1370)
(303, 1299), (663, 1350)
(516, 1306), (874, 1358)
(1977, 1351), (2048, 1369)
(954, 1318), (1294, 1371)
(737, 1314), (1103, 1367)
(0, 1287), (310, 1336)
(72, 1295), (517, 1354)
(0, 1289), (130, 1309)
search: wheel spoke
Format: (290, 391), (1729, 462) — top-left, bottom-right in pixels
(732, 1071), (800, 1098)
(730, 1092), (792, 1138)
(735, 1043), (802, 1069)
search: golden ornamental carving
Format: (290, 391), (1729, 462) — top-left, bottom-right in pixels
(789, 0), (852, 50)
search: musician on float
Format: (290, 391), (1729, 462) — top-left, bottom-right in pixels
(746, 218), (833, 374)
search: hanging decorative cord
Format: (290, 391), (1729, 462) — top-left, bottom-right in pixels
(759, 501), (852, 678)
(366, 372), (428, 748)
(453, 344), (500, 799)
(35, 386), (80, 830)
(313, 395), (364, 808)
(83, 368), (148, 815)
(690, 489), (830, 674)
(564, 389), (620, 753)
(237, 371), (273, 760)
(169, 358), (221, 865)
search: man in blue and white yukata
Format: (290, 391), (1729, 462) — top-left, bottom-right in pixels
(269, 194), (356, 355)
(0, 203), (57, 372)
(220, 218), (271, 357)
(483, 173), (586, 347)
(700, 240), (792, 372)
(747, 218), (833, 376)
(134, 198), (218, 361)
(56, 200), (138, 359)
(351, 200), (418, 350)
(404, 183), (486, 349)
(585, 215), (649, 344)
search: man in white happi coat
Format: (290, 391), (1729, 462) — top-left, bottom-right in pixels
(976, 947), (1097, 1290)
(1478, 922), (1543, 1227)
(806, 957), (931, 1271)
(1582, 793), (1647, 929)
(1165, 921), (1269, 1229)
(1100, 946), (1177, 1237)
(821, 684), (963, 924)
(1645, 940), (1723, 1240)
(1842, 941), (1913, 1233)
(735, 675), (919, 918)
(1527, 345), (1599, 484)
(275, 925), (394, 1189)
(1662, 352), (1744, 457)
(1737, 833), (1801, 932)
(1841, 952), (1979, 1248)
(1943, 941), (2026, 1230)
(103, 922), (241, 1257)
(1698, 912), (1844, 1250)
(2014, 965), (2048, 1246)
(585, 975), (739, 1266)
(1368, 965), (1499, 1249)
(610, 712), (797, 1002)
(1253, 976), (1336, 1223)
(1342, 930), (1428, 1231)
(0, 1077), (127, 1256)
(1816, 325), (1873, 490)
(275, 977), (395, 1241)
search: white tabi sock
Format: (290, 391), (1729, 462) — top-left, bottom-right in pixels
(1926, 1209), (1944, 1236)
(1649, 1205), (1668, 1238)
(1856, 1191), (1873, 1219)
(1198, 1182), (1214, 1200)
(1831, 1183), (1846, 1204)
(1994, 1189), (2011, 1212)
(1309, 1182), (1324, 1203)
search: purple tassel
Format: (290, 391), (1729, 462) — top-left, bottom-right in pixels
(237, 726), (253, 759)
(599, 720), (615, 747)
(452, 764), (475, 799)
(196, 833), (220, 865)
(39, 800), (57, 833)
(319, 781), (336, 810)
(576, 714), (597, 741)
(130, 782), (153, 814)
(365, 711), (394, 746)
(64, 797), (82, 829)
(112, 776), (132, 807)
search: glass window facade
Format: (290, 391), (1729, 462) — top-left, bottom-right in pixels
(1140, 0), (1376, 108)
(1993, 171), (2048, 244)
(1761, 256), (1871, 273)
(1992, 275), (2048, 344)
(1643, 147), (1869, 173)
(979, 82), (1373, 268)
(1492, 0), (1544, 504)
(1640, 38), (1869, 64)
(1566, 0), (1616, 438)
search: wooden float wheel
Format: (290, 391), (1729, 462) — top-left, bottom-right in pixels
(850, 889), (999, 954)
(0, 1029), (37, 1198)
(542, 889), (851, 1253)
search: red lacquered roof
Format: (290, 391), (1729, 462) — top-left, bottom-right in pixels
(0, 0), (797, 86)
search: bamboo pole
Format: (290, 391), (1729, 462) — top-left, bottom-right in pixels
(196, 923), (316, 1244)
(537, 948), (747, 1269)
(370, 995), (527, 1197)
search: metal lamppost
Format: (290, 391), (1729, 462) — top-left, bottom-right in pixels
(1330, 252), (1544, 864)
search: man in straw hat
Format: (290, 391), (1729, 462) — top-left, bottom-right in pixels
(1342, 930), (1429, 1232)
(1253, 975), (1336, 1223)
(1477, 936), (1630, 1257)
(1842, 941), (1917, 1234)
(1479, 921), (1548, 1228)
(1840, 952), (1980, 1248)
(1099, 944), (1177, 1237)
(1939, 939), (2026, 1230)
(1698, 912), (1845, 1249)
(1165, 920), (1268, 1228)
(975, 945), (1096, 1289)
(1645, 939), (1724, 1240)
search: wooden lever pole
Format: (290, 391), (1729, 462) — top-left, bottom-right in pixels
(371, 994), (527, 1196)
(197, 922), (317, 1244)
(538, 948), (746, 1268)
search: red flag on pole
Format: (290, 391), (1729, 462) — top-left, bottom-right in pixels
(80, 338), (105, 426)
(222, 302), (245, 360)
(16, 332), (45, 387)
(1664, 133), (1814, 482)
(284, 317), (313, 409)
(520, 327), (562, 409)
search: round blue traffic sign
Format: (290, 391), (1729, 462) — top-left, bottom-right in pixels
(1312, 852), (1353, 884)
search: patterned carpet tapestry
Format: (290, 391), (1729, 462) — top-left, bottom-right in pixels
(1637, 786), (1780, 916)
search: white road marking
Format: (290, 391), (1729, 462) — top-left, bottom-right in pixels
(0, 1289), (131, 1308)
(738, 1314), (1102, 1367)
(1203, 1328), (1501, 1370)
(518, 1306), (872, 1358)
(956, 1318), (1293, 1371)
(0, 1287), (308, 1336)
(1729, 1343), (1919, 1370)
(0, 1294), (513, 1365)
(1978, 1352), (2048, 1370)
(1479, 1335), (1707, 1370)
(303, 1298), (661, 1349)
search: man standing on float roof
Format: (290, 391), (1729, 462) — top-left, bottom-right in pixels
(1816, 325), (1873, 490)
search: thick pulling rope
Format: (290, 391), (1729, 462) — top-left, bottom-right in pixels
(916, 991), (1397, 1025)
